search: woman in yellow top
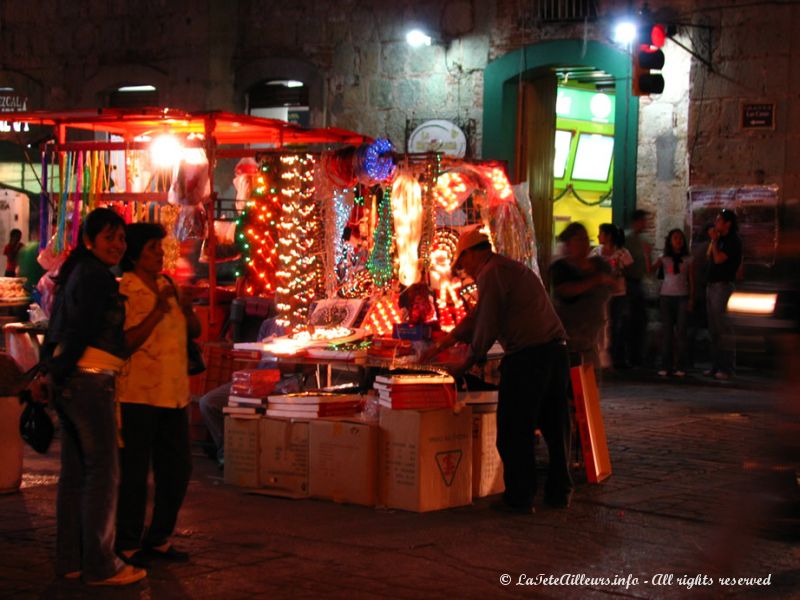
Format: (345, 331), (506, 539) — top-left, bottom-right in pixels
(115, 222), (200, 563)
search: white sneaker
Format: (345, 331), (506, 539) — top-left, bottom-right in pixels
(674, 370), (686, 377)
(714, 371), (731, 381)
(657, 370), (669, 377)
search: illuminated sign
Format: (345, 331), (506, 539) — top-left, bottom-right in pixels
(0, 94), (30, 133)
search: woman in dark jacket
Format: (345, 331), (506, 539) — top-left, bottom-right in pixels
(43, 208), (146, 586)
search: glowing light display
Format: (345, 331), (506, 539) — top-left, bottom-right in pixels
(391, 172), (423, 286)
(275, 154), (320, 332)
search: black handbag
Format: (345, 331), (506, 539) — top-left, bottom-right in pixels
(163, 274), (206, 376)
(19, 389), (54, 454)
(187, 339), (206, 376)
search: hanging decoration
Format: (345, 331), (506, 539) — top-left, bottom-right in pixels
(434, 171), (472, 212)
(416, 153), (439, 275)
(428, 228), (466, 332)
(236, 160), (281, 296)
(275, 154), (320, 332)
(356, 138), (395, 185)
(390, 171), (423, 286)
(362, 295), (403, 336)
(338, 269), (373, 299)
(39, 148), (48, 250)
(168, 149), (210, 241)
(366, 186), (394, 288)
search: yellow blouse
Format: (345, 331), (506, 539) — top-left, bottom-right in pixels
(116, 272), (189, 408)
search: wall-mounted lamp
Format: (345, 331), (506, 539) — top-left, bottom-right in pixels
(613, 21), (637, 45)
(406, 29), (432, 48)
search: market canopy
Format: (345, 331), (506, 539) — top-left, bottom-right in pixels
(1, 107), (371, 147)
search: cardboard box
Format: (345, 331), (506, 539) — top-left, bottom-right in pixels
(472, 412), (504, 498)
(309, 418), (378, 506)
(379, 407), (472, 512)
(224, 416), (261, 488)
(258, 417), (310, 498)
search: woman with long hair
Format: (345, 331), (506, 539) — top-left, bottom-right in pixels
(652, 228), (694, 377)
(42, 207), (147, 586)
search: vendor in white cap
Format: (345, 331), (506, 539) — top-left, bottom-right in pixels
(422, 227), (573, 513)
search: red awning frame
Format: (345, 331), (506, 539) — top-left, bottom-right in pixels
(2, 107), (371, 323)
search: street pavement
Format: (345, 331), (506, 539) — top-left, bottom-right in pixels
(1, 372), (797, 599)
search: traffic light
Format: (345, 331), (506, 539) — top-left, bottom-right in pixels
(632, 45), (665, 95)
(632, 23), (667, 96)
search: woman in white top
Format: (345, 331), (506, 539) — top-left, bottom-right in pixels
(591, 224), (633, 368)
(652, 229), (694, 376)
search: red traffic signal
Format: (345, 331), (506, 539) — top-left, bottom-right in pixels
(632, 45), (665, 96)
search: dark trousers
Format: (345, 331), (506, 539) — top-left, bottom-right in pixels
(626, 279), (647, 366)
(116, 404), (192, 551)
(706, 281), (736, 374)
(52, 372), (123, 581)
(497, 341), (573, 508)
(660, 295), (688, 370)
(609, 295), (629, 367)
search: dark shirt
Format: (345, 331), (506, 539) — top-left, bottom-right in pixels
(452, 253), (565, 363)
(624, 230), (647, 281)
(43, 254), (127, 383)
(550, 257), (611, 353)
(707, 233), (742, 283)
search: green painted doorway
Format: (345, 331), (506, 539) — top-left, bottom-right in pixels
(482, 39), (638, 268)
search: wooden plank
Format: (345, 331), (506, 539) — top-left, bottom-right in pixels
(570, 364), (612, 483)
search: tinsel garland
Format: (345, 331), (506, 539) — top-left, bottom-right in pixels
(417, 153), (439, 276)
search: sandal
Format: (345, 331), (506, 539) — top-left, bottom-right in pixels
(86, 564), (147, 586)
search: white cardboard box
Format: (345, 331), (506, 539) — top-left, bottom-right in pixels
(224, 416), (261, 488)
(258, 417), (310, 498)
(472, 412), (504, 498)
(309, 418), (378, 506)
(379, 407), (472, 512)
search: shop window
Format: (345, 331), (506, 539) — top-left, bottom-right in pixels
(572, 133), (613, 182)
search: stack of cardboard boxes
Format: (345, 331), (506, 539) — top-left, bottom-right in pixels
(225, 393), (505, 511)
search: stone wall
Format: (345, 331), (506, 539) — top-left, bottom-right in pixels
(1, 0), (798, 240)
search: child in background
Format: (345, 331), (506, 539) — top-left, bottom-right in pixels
(652, 229), (694, 377)
(3, 229), (23, 276)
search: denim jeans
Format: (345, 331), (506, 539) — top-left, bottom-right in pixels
(198, 383), (232, 462)
(660, 295), (688, 370)
(706, 281), (735, 374)
(52, 372), (124, 581)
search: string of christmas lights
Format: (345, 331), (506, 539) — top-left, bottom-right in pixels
(366, 186), (394, 288)
(363, 295), (403, 336)
(236, 160), (281, 296)
(275, 154), (320, 332)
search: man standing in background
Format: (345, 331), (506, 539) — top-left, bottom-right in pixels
(624, 210), (652, 367)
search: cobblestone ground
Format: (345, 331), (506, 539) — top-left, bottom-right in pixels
(1, 380), (797, 599)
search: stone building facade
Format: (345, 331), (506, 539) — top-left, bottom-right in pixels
(1, 0), (797, 257)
